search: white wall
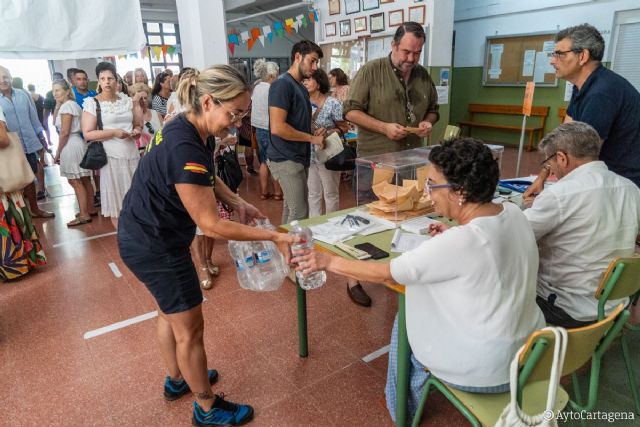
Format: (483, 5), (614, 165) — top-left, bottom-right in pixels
(51, 58), (101, 78)
(313, 0), (453, 67)
(454, 0), (640, 67)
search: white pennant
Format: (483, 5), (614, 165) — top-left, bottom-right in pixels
(258, 35), (265, 46)
(241, 31), (250, 42)
(262, 25), (272, 35)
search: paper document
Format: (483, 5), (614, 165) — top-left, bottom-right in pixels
(522, 50), (535, 76)
(315, 133), (344, 164)
(390, 229), (430, 253)
(400, 216), (441, 234)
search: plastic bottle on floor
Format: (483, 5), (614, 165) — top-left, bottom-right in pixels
(288, 220), (326, 290)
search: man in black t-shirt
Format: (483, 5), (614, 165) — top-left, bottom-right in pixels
(268, 40), (325, 224)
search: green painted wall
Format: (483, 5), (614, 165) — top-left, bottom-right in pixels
(426, 66), (450, 145)
(449, 67), (568, 147)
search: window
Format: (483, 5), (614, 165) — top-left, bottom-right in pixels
(144, 21), (182, 82)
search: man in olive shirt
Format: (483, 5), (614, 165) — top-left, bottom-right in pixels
(342, 22), (439, 307)
(345, 21), (439, 158)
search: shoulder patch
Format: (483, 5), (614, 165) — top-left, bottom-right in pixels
(184, 162), (208, 174)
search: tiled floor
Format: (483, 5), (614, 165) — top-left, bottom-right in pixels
(1, 144), (637, 426)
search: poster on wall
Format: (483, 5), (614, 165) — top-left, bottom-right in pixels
(408, 5), (425, 24)
(344, 0), (360, 15)
(325, 22), (337, 37)
(354, 16), (367, 32)
(363, 0), (380, 11)
(329, 0), (340, 15)
(370, 12), (385, 33)
(381, 0), (395, 4)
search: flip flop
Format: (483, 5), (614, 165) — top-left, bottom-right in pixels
(273, 194), (283, 201)
(67, 217), (92, 227)
(260, 193), (273, 200)
(31, 210), (55, 219)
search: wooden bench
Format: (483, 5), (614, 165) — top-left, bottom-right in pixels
(458, 104), (550, 150)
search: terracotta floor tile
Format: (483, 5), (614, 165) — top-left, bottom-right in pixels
(319, 310), (393, 360)
(106, 395), (192, 427)
(202, 317), (256, 366)
(87, 319), (157, 372)
(251, 391), (335, 427)
(305, 361), (393, 427)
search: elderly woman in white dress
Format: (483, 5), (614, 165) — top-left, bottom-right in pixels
(82, 62), (143, 229)
(52, 79), (95, 226)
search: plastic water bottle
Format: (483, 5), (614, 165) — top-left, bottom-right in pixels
(255, 219), (289, 281)
(289, 220), (326, 290)
(228, 240), (257, 291)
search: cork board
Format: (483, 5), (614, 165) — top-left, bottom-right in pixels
(482, 32), (558, 87)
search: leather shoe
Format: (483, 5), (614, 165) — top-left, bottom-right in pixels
(347, 283), (372, 307)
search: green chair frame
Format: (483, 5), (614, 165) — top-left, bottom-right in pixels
(570, 256), (640, 415)
(411, 305), (628, 427)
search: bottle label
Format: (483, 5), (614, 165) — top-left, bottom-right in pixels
(256, 250), (271, 264)
(245, 255), (256, 267)
(235, 259), (246, 271)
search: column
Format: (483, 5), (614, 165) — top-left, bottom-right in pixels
(176, 0), (229, 69)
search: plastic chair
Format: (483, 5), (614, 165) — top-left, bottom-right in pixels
(443, 125), (461, 141)
(411, 304), (627, 427)
(570, 256), (640, 414)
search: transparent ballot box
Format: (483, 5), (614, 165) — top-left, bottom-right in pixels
(486, 144), (504, 171)
(355, 148), (433, 226)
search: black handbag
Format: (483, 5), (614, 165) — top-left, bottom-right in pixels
(216, 147), (243, 193)
(80, 99), (108, 170)
(324, 127), (356, 171)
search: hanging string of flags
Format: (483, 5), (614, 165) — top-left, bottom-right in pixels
(227, 9), (319, 54)
(113, 44), (182, 62)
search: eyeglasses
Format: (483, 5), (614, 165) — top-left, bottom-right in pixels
(425, 180), (454, 194)
(215, 98), (249, 122)
(540, 152), (557, 168)
(547, 49), (582, 59)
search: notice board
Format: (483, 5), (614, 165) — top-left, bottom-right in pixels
(483, 32), (558, 87)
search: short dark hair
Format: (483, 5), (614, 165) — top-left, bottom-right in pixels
(393, 21), (426, 45)
(290, 40), (323, 64)
(116, 73), (129, 96)
(27, 84), (35, 91)
(309, 69), (330, 95)
(555, 23), (605, 62)
(75, 69), (88, 78)
(66, 67), (79, 81)
(95, 62), (117, 80)
(428, 137), (499, 204)
(329, 68), (349, 86)
(52, 72), (64, 80)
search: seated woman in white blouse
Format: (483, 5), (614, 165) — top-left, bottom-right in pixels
(292, 138), (545, 423)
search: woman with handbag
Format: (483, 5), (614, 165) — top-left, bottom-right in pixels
(302, 69), (348, 217)
(0, 106), (46, 280)
(117, 65), (296, 425)
(82, 62), (143, 230)
(51, 79), (96, 226)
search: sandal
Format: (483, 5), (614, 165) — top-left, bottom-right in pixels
(75, 211), (99, 218)
(206, 261), (220, 277)
(67, 217), (92, 227)
(200, 267), (213, 290)
(31, 210), (55, 219)
(260, 193), (273, 200)
(273, 194), (283, 201)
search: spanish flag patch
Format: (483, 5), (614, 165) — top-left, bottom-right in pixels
(184, 162), (208, 174)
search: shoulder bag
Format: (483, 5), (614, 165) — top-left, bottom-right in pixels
(324, 124), (356, 171)
(79, 99), (108, 170)
(494, 326), (568, 427)
(216, 146), (243, 193)
(0, 132), (36, 193)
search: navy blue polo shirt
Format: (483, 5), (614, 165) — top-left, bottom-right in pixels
(567, 65), (640, 186)
(267, 72), (312, 166)
(119, 114), (216, 253)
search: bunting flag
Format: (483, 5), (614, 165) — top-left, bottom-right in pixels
(161, 45), (169, 55)
(167, 46), (176, 55)
(224, 8), (320, 54)
(140, 47), (148, 58)
(152, 46), (162, 60)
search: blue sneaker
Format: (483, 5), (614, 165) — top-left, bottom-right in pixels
(164, 369), (219, 401)
(192, 394), (254, 426)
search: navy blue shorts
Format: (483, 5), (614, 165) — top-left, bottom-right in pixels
(118, 227), (202, 314)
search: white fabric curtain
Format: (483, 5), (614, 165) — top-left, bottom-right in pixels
(0, 0), (146, 59)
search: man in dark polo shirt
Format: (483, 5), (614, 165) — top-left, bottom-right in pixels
(268, 40), (325, 224)
(525, 23), (640, 200)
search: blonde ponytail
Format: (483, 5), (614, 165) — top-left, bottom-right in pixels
(177, 65), (249, 114)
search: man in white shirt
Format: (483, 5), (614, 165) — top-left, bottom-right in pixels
(524, 121), (640, 328)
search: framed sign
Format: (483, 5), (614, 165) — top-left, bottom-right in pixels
(329, 0), (340, 15)
(408, 5), (425, 24)
(344, 0), (360, 15)
(340, 19), (352, 37)
(363, 0), (379, 12)
(370, 12), (385, 33)
(381, 0), (395, 3)
(325, 22), (337, 37)
(388, 9), (404, 27)
(354, 16), (367, 32)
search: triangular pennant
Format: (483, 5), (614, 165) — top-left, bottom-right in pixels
(240, 31), (250, 42)
(308, 11), (315, 23)
(228, 43), (235, 55)
(313, 10), (319, 22)
(153, 46), (162, 60)
(167, 46), (176, 55)
(301, 15), (308, 28)
(251, 28), (260, 40)
(247, 38), (255, 51)
(175, 44), (182, 54)
(161, 45), (169, 55)
(268, 32), (273, 42)
(262, 25), (272, 36)
(140, 47), (148, 58)
(285, 17), (294, 27)
(229, 34), (239, 45)
(258, 35), (265, 46)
